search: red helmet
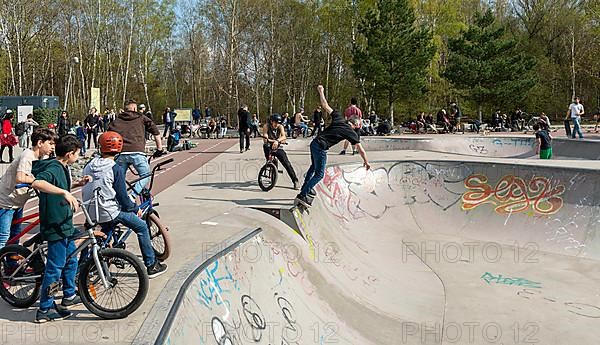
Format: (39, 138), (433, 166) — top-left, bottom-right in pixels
(99, 131), (123, 153)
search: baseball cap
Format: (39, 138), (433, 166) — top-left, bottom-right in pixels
(139, 104), (146, 109)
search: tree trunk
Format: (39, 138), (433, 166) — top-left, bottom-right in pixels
(123, 2), (135, 105)
(570, 27), (575, 99)
(478, 103), (483, 123)
(388, 90), (394, 127)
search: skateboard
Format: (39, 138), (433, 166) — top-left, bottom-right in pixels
(290, 195), (314, 213)
(564, 119), (572, 137)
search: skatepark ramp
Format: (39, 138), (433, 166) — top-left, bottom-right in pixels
(136, 160), (600, 345)
(362, 136), (600, 159)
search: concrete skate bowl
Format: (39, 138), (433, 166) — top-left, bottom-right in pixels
(361, 136), (600, 159)
(137, 161), (600, 345)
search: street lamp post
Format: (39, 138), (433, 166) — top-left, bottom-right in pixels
(63, 56), (80, 111)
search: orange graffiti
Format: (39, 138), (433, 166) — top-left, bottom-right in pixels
(461, 174), (565, 215)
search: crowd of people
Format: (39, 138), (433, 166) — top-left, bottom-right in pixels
(0, 99), (168, 322)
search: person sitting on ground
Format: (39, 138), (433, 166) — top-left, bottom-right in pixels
(82, 131), (167, 279)
(533, 123), (552, 159)
(31, 134), (91, 322)
(208, 118), (218, 139)
(436, 109), (451, 133)
(262, 114), (299, 190)
(167, 125), (182, 152)
(0, 129), (57, 248)
(377, 118), (392, 135)
(295, 85), (370, 208)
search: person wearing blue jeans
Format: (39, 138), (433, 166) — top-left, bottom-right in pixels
(31, 134), (90, 322)
(0, 128), (57, 248)
(0, 208), (22, 247)
(569, 97), (585, 139)
(115, 153), (150, 196)
(572, 116), (583, 139)
(296, 85), (371, 207)
(83, 131), (167, 278)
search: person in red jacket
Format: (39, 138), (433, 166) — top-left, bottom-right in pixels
(0, 110), (18, 163)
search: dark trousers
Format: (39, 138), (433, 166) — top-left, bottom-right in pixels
(87, 129), (98, 149)
(163, 122), (173, 138)
(312, 123), (322, 137)
(239, 128), (250, 151)
(0, 145), (13, 161)
(263, 144), (298, 182)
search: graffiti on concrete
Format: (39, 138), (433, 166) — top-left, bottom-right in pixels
(468, 144), (488, 155)
(462, 174), (565, 215)
(211, 317), (234, 345)
(517, 289), (600, 318)
(241, 294), (267, 341)
(196, 260), (238, 311)
(318, 162), (469, 220)
(481, 272), (542, 288)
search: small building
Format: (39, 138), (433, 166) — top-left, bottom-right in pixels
(0, 96), (60, 113)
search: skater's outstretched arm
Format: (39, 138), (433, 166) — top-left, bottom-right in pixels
(317, 85), (333, 115)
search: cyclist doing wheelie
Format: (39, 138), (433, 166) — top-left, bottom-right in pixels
(82, 131), (167, 278)
(263, 114), (299, 190)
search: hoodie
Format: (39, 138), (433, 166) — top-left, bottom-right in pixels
(82, 157), (137, 224)
(32, 159), (75, 241)
(108, 111), (159, 153)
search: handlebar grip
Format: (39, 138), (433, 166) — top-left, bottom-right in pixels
(159, 158), (174, 166)
(15, 183), (31, 189)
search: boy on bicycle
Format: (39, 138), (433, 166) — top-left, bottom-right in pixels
(262, 114), (299, 190)
(82, 131), (167, 279)
(0, 128), (58, 248)
(31, 134), (90, 322)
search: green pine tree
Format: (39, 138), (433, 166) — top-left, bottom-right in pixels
(352, 0), (435, 125)
(444, 10), (536, 122)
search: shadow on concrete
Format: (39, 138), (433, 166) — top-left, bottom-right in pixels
(185, 196), (292, 207)
(187, 181), (257, 192)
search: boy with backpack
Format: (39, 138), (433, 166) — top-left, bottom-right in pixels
(31, 134), (91, 322)
(82, 131), (167, 279)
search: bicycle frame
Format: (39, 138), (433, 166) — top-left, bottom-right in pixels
(8, 213), (39, 245)
(7, 195), (112, 289)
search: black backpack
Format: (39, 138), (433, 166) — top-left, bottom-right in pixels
(15, 121), (26, 136)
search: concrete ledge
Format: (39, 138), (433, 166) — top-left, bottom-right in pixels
(132, 227), (262, 345)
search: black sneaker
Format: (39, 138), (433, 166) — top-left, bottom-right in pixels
(61, 293), (82, 307)
(352, 150), (358, 155)
(147, 262), (168, 279)
(35, 303), (72, 323)
(295, 194), (312, 208)
(339, 150), (346, 155)
(308, 188), (316, 197)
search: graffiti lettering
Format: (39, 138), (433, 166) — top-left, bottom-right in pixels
(277, 296), (301, 344)
(481, 272), (542, 288)
(468, 144), (488, 155)
(211, 317), (234, 345)
(462, 174), (565, 215)
(197, 261), (237, 310)
(241, 295), (266, 341)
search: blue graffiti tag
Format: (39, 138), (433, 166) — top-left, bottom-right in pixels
(197, 261), (238, 309)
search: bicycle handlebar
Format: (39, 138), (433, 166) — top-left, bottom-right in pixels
(15, 183), (31, 189)
(126, 158), (174, 192)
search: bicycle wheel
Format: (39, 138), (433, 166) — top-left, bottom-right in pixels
(305, 127), (313, 137)
(79, 248), (149, 319)
(291, 129), (298, 139)
(147, 213), (171, 261)
(258, 163), (278, 191)
(0, 244), (44, 308)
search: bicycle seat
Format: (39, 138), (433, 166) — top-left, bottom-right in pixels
(23, 233), (42, 247)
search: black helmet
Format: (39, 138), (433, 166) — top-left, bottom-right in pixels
(270, 113), (283, 123)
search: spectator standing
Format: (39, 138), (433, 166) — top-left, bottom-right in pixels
(218, 116), (228, 138)
(57, 111), (71, 137)
(341, 97), (362, 155)
(312, 105), (323, 137)
(0, 111), (17, 163)
(162, 107), (174, 138)
(250, 114), (260, 138)
(238, 105), (251, 153)
(192, 106), (201, 125)
(18, 114), (39, 148)
(569, 97), (584, 139)
(84, 108), (100, 149)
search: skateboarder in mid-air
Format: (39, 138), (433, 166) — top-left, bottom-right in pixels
(295, 85), (371, 208)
